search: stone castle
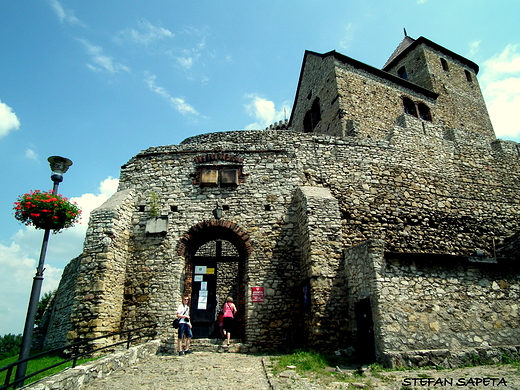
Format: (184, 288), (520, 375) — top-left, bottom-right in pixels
(42, 34), (520, 367)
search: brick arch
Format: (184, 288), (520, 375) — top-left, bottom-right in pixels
(176, 219), (253, 258)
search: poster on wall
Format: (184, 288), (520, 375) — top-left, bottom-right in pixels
(198, 296), (207, 310)
(251, 287), (264, 302)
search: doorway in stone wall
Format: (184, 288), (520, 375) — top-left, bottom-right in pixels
(354, 297), (376, 363)
(178, 220), (251, 340)
(190, 239), (244, 339)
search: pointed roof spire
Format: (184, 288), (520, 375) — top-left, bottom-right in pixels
(383, 33), (415, 69)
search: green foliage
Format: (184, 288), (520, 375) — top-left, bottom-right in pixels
(0, 351), (96, 387)
(35, 291), (54, 327)
(274, 350), (328, 374)
(272, 350), (366, 387)
(149, 192), (160, 218)
(0, 334), (22, 360)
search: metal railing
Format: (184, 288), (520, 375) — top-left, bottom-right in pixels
(1, 323), (157, 390)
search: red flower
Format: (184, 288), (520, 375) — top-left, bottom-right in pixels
(14, 189), (82, 233)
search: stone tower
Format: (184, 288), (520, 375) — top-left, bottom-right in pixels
(383, 35), (495, 140)
(290, 35), (495, 142)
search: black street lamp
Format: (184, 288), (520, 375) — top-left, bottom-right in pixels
(212, 202), (223, 220)
(14, 156), (73, 387)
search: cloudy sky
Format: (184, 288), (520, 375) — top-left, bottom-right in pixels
(0, 0), (519, 336)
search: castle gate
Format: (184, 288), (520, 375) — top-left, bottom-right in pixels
(178, 220), (252, 340)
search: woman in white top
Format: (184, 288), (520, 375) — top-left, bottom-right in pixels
(176, 296), (193, 355)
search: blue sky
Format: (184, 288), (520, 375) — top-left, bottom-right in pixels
(1, 0), (519, 336)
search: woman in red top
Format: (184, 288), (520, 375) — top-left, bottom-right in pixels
(222, 297), (237, 347)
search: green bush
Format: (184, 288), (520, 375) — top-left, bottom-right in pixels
(0, 334), (22, 360)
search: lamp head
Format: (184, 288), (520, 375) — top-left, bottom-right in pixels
(212, 202), (223, 220)
(48, 156), (73, 183)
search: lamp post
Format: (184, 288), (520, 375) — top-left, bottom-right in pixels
(14, 156), (73, 387)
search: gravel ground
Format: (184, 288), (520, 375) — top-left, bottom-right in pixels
(270, 361), (520, 389)
(81, 351), (520, 390)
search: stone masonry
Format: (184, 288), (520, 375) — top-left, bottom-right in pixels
(43, 35), (520, 367)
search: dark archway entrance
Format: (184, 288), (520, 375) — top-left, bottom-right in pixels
(177, 220), (252, 340)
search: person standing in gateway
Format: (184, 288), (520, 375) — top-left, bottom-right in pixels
(176, 296), (193, 356)
(222, 296), (237, 347)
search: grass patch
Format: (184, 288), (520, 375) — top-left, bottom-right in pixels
(273, 350), (328, 374)
(0, 351), (97, 388)
(271, 350), (370, 387)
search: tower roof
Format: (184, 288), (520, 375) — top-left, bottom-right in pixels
(383, 35), (416, 69)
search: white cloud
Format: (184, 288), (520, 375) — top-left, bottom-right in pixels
(468, 40), (481, 58)
(25, 149), (37, 160)
(115, 20), (173, 45)
(176, 56), (195, 70)
(340, 23), (356, 50)
(78, 39), (131, 74)
(144, 73), (200, 116)
(0, 177), (119, 335)
(0, 242), (63, 336)
(244, 94), (290, 130)
(480, 44), (520, 140)
(171, 32), (206, 71)
(0, 100), (21, 138)
(48, 0), (85, 27)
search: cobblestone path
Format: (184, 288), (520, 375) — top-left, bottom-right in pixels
(82, 352), (271, 390)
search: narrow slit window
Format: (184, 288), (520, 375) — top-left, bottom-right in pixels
(303, 97), (321, 133)
(441, 58), (449, 71)
(398, 66), (408, 80)
(464, 70), (472, 82)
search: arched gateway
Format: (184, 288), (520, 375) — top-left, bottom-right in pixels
(177, 220), (253, 339)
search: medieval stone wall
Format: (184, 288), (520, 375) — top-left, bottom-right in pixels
(342, 239), (386, 357)
(45, 123), (520, 355)
(289, 54), (343, 137)
(376, 253), (520, 366)
(114, 137), (307, 350)
(343, 239), (520, 366)
(294, 186), (345, 350)
(55, 190), (137, 348)
(335, 61), (436, 140)
(42, 256), (81, 349)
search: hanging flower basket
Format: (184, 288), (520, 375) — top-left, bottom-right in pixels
(13, 190), (82, 233)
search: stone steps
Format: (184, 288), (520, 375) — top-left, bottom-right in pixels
(188, 338), (246, 353)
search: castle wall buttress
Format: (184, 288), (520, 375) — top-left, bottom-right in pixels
(61, 189), (136, 348)
(295, 186), (345, 350)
